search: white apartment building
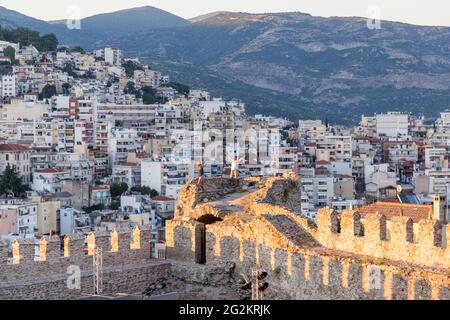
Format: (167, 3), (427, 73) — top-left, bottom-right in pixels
(134, 68), (165, 88)
(376, 112), (409, 138)
(425, 147), (448, 170)
(0, 143), (32, 184)
(108, 129), (140, 166)
(1, 98), (50, 121)
(33, 118), (58, 148)
(141, 160), (189, 198)
(94, 101), (159, 131)
(298, 120), (326, 144)
(32, 168), (70, 194)
(419, 169), (450, 195)
(271, 145), (298, 175)
(104, 48), (122, 66)
(1, 75), (16, 97)
(112, 162), (141, 189)
(0, 198), (37, 237)
(316, 135), (352, 162)
(301, 174), (334, 211)
(120, 194), (148, 214)
(0, 41), (19, 53)
(54, 153), (95, 183)
(57, 118), (75, 152)
(386, 142), (419, 164)
(433, 111), (450, 146)
(59, 206), (90, 236)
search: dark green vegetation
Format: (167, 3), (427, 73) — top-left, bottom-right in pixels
(109, 14), (450, 124)
(123, 60), (144, 78)
(110, 182), (129, 197)
(0, 164), (27, 197)
(142, 86), (167, 104)
(0, 25), (58, 51)
(130, 186), (159, 197)
(39, 84), (57, 99)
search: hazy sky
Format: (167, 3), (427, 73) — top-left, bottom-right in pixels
(1, 0), (449, 26)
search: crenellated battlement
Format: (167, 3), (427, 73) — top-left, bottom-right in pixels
(0, 226), (152, 284)
(314, 208), (450, 269)
(165, 175), (450, 300)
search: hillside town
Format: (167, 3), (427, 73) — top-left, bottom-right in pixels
(0, 37), (448, 261)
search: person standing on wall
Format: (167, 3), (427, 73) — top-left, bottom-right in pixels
(196, 161), (206, 191)
(225, 152), (244, 187)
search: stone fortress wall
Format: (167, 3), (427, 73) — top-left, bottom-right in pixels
(0, 226), (170, 299)
(0, 174), (448, 300)
(166, 175), (450, 300)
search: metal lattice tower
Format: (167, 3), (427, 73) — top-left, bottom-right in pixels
(251, 268), (261, 301)
(93, 247), (103, 295)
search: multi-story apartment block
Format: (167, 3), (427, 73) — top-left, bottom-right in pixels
(424, 147), (448, 170)
(141, 160), (189, 198)
(375, 112), (409, 138)
(33, 118), (58, 148)
(57, 118), (75, 152)
(0, 143), (32, 184)
(112, 162), (141, 189)
(316, 135), (352, 163)
(1, 75), (16, 97)
(300, 172), (334, 212)
(383, 140), (420, 164)
(0, 198), (37, 237)
(108, 128), (141, 166)
(32, 168), (70, 194)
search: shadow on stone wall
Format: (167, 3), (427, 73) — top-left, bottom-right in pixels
(166, 221), (449, 300)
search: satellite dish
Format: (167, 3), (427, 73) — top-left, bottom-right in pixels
(396, 185), (402, 193)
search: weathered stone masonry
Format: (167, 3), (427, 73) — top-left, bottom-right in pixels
(166, 175), (450, 300)
(0, 226), (170, 299)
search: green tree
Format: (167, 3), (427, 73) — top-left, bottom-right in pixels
(110, 182), (128, 197)
(142, 86), (165, 104)
(110, 201), (120, 210)
(3, 46), (15, 63)
(82, 203), (105, 214)
(62, 63), (76, 77)
(83, 70), (96, 79)
(70, 46), (85, 54)
(39, 33), (58, 52)
(122, 60), (143, 78)
(130, 186), (159, 197)
(0, 164), (27, 196)
(39, 84), (57, 99)
(167, 82), (190, 95)
(62, 82), (71, 95)
(124, 81), (137, 95)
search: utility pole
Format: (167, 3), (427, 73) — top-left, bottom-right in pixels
(251, 269), (268, 300)
(93, 247), (103, 295)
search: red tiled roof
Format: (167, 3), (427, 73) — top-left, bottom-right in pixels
(357, 202), (432, 223)
(37, 168), (67, 174)
(119, 162), (139, 167)
(152, 195), (174, 201)
(92, 185), (110, 191)
(0, 144), (29, 152)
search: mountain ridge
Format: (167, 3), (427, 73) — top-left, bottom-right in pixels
(1, 6), (450, 124)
